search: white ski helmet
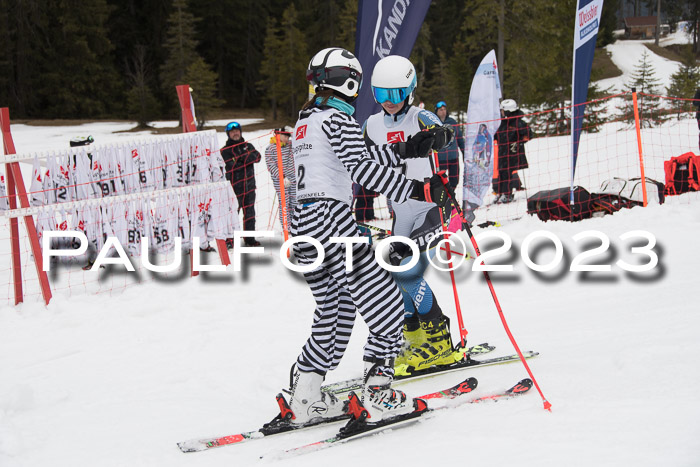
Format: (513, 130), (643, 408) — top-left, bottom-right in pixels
(371, 55), (417, 105)
(306, 48), (363, 100)
(500, 99), (518, 112)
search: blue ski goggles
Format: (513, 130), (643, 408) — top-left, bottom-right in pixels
(372, 77), (417, 104)
(435, 101), (447, 110)
(225, 121), (241, 132)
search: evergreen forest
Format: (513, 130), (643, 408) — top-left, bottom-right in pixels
(1, 0), (699, 124)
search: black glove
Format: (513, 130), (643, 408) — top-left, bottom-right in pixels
(409, 172), (451, 209)
(427, 125), (454, 151)
(393, 131), (436, 159)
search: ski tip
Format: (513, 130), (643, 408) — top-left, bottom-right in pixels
(177, 441), (205, 453)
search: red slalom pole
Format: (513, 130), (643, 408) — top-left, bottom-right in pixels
(430, 152), (468, 348)
(443, 182), (552, 412)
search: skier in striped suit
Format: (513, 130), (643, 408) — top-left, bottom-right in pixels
(286, 47), (450, 425)
(264, 128), (295, 230)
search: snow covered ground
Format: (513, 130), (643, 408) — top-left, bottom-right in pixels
(2, 26), (700, 467)
(1, 189), (698, 467)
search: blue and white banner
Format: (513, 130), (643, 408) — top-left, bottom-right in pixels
(463, 50), (501, 216)
(571, 0), (604, 201)
(354, 0), (431, 125)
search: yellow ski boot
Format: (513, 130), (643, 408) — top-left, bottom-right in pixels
(395, 316), (454, 376)
(394, 321), (426, 367)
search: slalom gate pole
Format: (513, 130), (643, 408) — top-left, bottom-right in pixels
(631, 89), (649, 207)
(430, 152), (468, 348)
(441, 179), (552, 411)
(275, 132), (291, 244)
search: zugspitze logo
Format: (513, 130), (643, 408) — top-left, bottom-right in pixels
(296, 125), (307, 139)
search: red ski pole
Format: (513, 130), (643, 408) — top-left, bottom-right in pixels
(429, 153), (468, 349)
(440, 179), (552, 412)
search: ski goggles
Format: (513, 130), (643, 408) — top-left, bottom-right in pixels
(225, 121), (241, 132)
(307, 66), (363, 90)
(435, 101), (447, 110)
(372, 76), (417, 104)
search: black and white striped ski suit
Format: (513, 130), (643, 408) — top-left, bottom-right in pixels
(292, 104), (418, 377)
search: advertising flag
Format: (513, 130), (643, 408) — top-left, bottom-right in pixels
(571, 0), (604, 202)
(354, 0), (432, 125)
(463, 50), (502, 222)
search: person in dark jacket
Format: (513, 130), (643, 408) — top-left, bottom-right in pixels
(434, 101), (464, 191)
(220, 121), (262, 246)
(494, 99), (532, 203)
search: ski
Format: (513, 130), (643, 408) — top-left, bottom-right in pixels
(266, 378), (533, 460)
(176, 377), (478, 453)
(321, 349), (538, 396)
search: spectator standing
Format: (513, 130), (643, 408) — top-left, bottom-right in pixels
(221, 121), (262, 246)
(434, 101), (464, 191)
(494, 99), (532, 203)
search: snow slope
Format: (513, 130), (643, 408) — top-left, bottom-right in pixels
(1, 191), (699, 467)
(597, 24), (694, 93)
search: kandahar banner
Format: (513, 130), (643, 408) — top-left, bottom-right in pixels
(463, 50), (502, 223)
(571, 0), (604, 203)
(354, 0), (431, 125)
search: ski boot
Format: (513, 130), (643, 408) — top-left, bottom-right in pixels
(395, 316), (455, 376)
(394, 318), (426, 367)
(287, 365), (347, 425)
(360, 360), (415, 423)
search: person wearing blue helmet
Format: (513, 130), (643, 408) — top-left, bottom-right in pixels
(221, 121), (262, 246)
(434, 101), (464, 191)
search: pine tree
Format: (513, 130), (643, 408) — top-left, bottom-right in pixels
(259, 18), (285, 120)
(0, 2), (11, 111)
(126, 45), (160, 127)
(421, 50), (452, 112)
(279, 3), (309, 118)
(39, 0), (122, 118)
(259, 4), (309, 120)
(160, 0), (201, 112)
(184, 57), (225, 129)
(336, 0), (358, 52)
(409, 22), (434, 106)
(667, 45), (700, 115)
(597, 0), (620, 48)
(624, 49), (666, 127)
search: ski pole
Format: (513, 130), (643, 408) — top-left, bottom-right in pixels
(429, 153), (468, 349)
(439, 177), (552, 411)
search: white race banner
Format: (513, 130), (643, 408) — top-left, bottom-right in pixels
(463, 50), (502, 219)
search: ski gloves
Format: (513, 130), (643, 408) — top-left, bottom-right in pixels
(392, 126), (453, 159)
(410, 171), (452, 209)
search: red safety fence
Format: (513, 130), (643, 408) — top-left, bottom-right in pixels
(2, 89), (699, 306)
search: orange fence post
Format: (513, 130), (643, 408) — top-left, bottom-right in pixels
(632, 89), (649, 207)
(274, 132), (290, 258)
